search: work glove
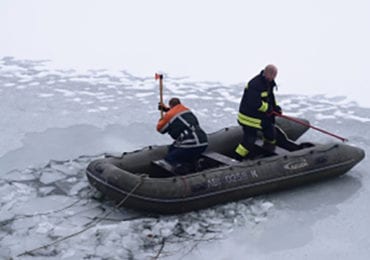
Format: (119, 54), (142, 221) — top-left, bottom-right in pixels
(274, 105), (282, 115)
(158, 102), (170, 112)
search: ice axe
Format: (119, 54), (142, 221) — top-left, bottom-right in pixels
(155, 73), (164, 118)
(272, 111), (348, 142)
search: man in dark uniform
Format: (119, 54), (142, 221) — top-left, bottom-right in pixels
(157, 98), (208, 171)
(235, 64), (284, 160)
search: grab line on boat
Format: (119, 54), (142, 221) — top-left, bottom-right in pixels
(87, 159), (355, 204)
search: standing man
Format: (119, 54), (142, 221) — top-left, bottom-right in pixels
(235, 64), (282, 160)
(157, 97), (208, 171)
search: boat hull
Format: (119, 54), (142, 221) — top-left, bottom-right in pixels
(86, 118), (365, 214)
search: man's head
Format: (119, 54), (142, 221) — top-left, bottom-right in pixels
(169, 97), (181, 108)
(263, 64), (278, 82)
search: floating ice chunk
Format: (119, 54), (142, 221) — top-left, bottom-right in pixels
(12, 195), (75, 216)
(0, 182), (15, 201)
(78, 90), (104, 96)
(159, 226), (173, 237)
(184, 222), (200, 236)
(72, 97), (82, 102)
(39, 186), (55, 195)
(66, 177), (78, 183)
(12, 182), (35, 196)
(35, 221), (54, 234)
(248, 201), (274, 224)
(38, 93), (55, 98)
(54, 88), (76, 97)
(2, 169), (37, 181)
(183, 94), (199, 99)
(98, 106), (109, 111)
(87, 108), (100, 113)
(40, 170), (66, 184)
(0, 184), (22, 221)
(315, 113), (336, 120)
(223, 107), (236, 112)
(261, 201), (274, 211)
(334, 110), (370, 123)
(48, 160), (78, 174)
(28, 81), (40, 86)
(50, 222), (81, 238)
(253, 216), (267, 223)
(60, 249), (78, 259)
(18, 77), (32, 83)
(135, 92), (153, 98)
(69, 182), (86, 196)
(151, 218), (179, 238)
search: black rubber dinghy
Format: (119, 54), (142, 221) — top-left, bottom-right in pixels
(86, 117), (365, 214)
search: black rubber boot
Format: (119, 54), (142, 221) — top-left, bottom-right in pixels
(233, 152), (246, 161)
(262, 142), (276, 153)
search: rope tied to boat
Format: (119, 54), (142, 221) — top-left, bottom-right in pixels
(115, 174), (146, 207)
(17, 174), (146, 257)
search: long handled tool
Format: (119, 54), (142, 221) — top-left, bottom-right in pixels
(272, 111), (348, 142)
(155, 73), (164, 118)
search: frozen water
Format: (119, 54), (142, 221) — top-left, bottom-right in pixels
(0, 58), (369, 259)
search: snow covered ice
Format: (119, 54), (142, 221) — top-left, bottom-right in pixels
(0, 57), (369, 259)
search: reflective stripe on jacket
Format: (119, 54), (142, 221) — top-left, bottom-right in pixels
(157, 104), (208, 148)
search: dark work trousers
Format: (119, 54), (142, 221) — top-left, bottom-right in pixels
(165, 145), (208, 166)
(240, 119), (276, 154)
(239, 123), (300, 158)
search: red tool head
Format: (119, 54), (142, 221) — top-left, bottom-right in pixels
(155, 73), (163, 80)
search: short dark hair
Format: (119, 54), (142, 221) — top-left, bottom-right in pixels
(169, 97), (181, 107)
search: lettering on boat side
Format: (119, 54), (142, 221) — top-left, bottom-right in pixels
(191, 170), (259, 193)
(283, 158), (309, 170)
(250, 169), (258, 178)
